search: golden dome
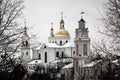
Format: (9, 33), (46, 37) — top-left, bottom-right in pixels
(22, 21), (29, 38)
(55, 29), (70, 37)
(49, 34), (55, 38)
(22, 32), (29, 38)
(60, 19), (64, 24)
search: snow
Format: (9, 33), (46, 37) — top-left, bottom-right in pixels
(46, 43), (60, 48)
(63, 41), (74, 47)
(35, 41), (74, 49)
(46, 42), (74, 48)
(62, 63), (73, 69)
(35, 43), (44, 50)
(28, 60), (42, 65)
(62, 60), (102, 69)
(81, 60), (101, 67)
(112, 60), (118, 63)
(50, 58), (73, 64)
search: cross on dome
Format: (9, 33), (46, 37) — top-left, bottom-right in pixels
(61, 12), (63, 19)
(51, 22), (53, 29)
(80, 12), (84, 19)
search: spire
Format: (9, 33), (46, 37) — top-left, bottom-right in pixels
(80, 12), (85, 22)
(61, 12), (63, 20)
(49, 22), (54, 38)
(60, 12), (64, 29)
(24, 20), (27, 32)
(23, 20), (29, 38)
(80, 12), (84, 19)
(51, 22), (53, 30)
(78, 12), (85, 29)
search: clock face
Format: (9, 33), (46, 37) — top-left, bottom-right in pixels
(84, 34), (87, 38)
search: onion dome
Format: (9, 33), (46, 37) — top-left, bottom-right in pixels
(55, 12), (70, 37)
(55, 29), (70, 37)
(60, 19), (64, 24)
(22, 21), (29, 38)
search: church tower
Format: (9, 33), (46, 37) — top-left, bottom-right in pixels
(74, 16), (91, 79)
(48, 23), (55, 43)
(20, 21), (32, 64)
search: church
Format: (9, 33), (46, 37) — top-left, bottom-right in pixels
(20, 13), (92, 73)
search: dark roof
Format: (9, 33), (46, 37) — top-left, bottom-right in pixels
(80, 18), (85, 22)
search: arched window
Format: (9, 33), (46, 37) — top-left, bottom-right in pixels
(25, 40), (28, 47)
(56, 52), (59, 57)
(45, 52), (47, 63)
(62, 51), (64, 58)
(44, 46), (46, 48)
(66, 40), (68, 43)
(39, 54), (41, 59)
(76, 45), (78, 55)
(73, 51), (75, 54)
(26, 52), (28, 55)
(60, 41), (62, 45)
(83, 44), (87, 55)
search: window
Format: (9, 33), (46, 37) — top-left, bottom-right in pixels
(62, 52), (64, 58)
(60, 41), (62, 45)
(56, 52), (59, 57)
(22, 52), (24, 55)
(39, 54), (41, 59)
(66, 40), (68, 43)
(44, 46), (46, 48)
(45, 52), (47, 63)
(73, 51), (75, 54)
(83, 44), (87, 55)
(26, 52), (28, 55)
(25, 40), (28, 46)
(76, 45), (78, 55)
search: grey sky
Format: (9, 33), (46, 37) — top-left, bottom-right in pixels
(23, 0), (106, 43)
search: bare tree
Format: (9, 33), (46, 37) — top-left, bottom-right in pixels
(0, 0), (24, 60)
(91, 1), (120, 80)
(0, 0), (24, 78)
(100, 0), (120, 50)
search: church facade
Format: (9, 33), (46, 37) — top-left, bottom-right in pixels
(20, 13), (92, 73)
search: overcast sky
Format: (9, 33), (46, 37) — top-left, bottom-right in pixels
(23, 0), (107, 43)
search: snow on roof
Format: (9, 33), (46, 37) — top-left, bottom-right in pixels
(46, 42), (74, 48)
(80, 62), (96, 67)
(28, 69), (35, 72)
(50, 58), (73, 64)
(112, 60), (119, 65)
(63, 41), (74, 47)
(35, 41), (74, 50)
(28, 60), (42, 65)
(62, 63), (73, 69)
(81, 60), (101, 67)
(35, 43), (44, 50)
(46, 43), (60, 48)
(62, 60), (102, 69)
(112, 60), (118, 63)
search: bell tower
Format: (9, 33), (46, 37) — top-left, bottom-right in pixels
(74, 13), (91, 79)
(48, 22), (55, 43)
(75, 17), (90, 64)
(20, 21), (31, 64)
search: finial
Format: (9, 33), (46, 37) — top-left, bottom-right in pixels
(80, 12), (84, 19)
(61, 12), (63, 19)
(24, 19), (27, 28)
(51, 22), (53, 28)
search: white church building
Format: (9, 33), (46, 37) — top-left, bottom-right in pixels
(20, 13), (92, 71)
